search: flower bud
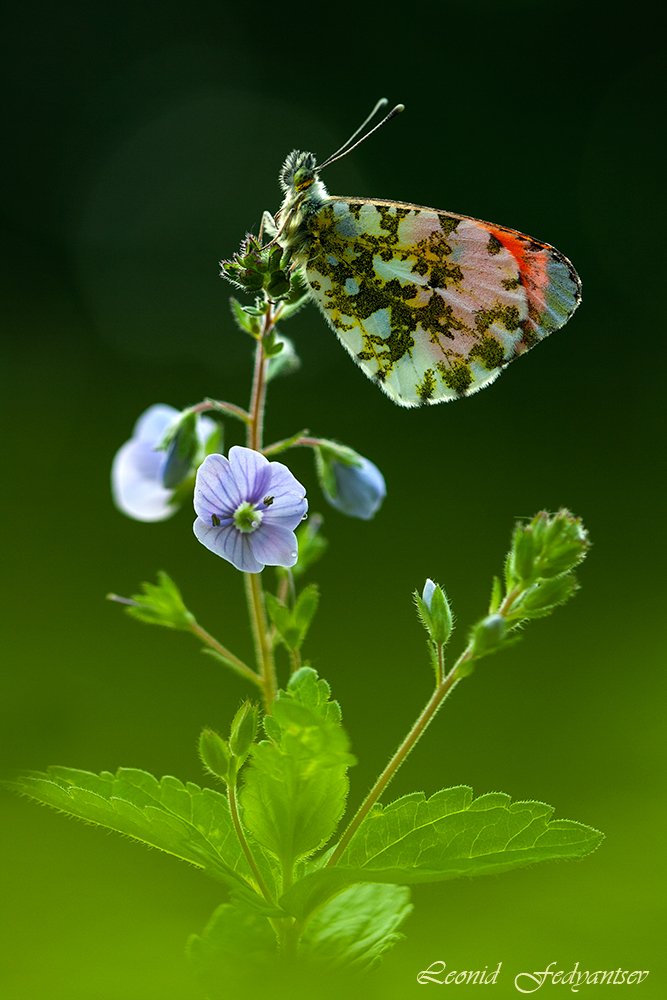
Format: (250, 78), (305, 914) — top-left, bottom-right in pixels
(198, 728), (232, 783)
(416, 578), (454, 646)
(469, 613), (506, 659)
(229, 702), (259, 761)
(161, 411), (199, 489)
(316, 445), (386, 520)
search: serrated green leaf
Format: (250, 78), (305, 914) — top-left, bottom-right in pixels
(285, 667), (341, 724)
(240, 670), (354, 869)
(187, 902), (276, 993)
(9, 767), (278, 908)
(280, 787), (604, 918)
(300, 883), (412, 971)
(109, 571), (195, 631)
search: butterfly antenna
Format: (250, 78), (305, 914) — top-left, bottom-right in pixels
(317, 101), (404, 170)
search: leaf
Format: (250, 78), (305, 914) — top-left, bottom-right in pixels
(9, 767), (278, 909)
(240, 669), (354, 870)
(187, 903), (276, 994)
(300, 883), (412, 971)
(266, 585), (320, 651)
(281, 787), (604, 918)
(108, 571), (195, 631)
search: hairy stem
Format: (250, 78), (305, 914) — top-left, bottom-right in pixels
(243, 305), (279, 709)
(326, 658), (468, 868)
(189, 621), (261, 687)
(227, 780), (274, 906)
(245, 572), (277, 709)
(188, 399), (251, 424)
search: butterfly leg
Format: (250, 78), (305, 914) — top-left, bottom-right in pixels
(259, 210), (278, 243)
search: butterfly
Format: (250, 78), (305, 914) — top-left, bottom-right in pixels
(266, 100), (581, 408)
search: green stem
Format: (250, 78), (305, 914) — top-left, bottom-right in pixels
(188, 398), (251, 424)
(436, 642), (445, 687)
(227, 780), (274, 906)
(245, 572), (277, 710)
(242, 304), (279, 709)
(189, 621), (261, 687)
(326, 659), (466, 869)
(262, 433), (323, 458)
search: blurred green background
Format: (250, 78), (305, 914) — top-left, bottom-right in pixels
(2, 1), (664, 997)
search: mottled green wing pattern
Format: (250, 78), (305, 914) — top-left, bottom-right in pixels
(298, 197), (580, 407)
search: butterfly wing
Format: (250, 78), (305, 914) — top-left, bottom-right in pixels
(298, 197), (581, 407)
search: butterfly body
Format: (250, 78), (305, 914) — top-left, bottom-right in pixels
(275, 149), (581, 407)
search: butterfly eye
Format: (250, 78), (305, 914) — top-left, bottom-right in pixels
(293, 166), (314, 191)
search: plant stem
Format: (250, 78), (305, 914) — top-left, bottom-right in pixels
(189, 621), (261, 687)
(436, 642), (445, 687)
(248, 314), (272, 452)
(188, 399), (251, 424)
(243, 304), (278, 709)
(227, 780), (274, 906)
(262, 434), (323, 458)
(245, 572), (277, 709)
(326, 658), (467, 868)
(326, 585), (527, 866)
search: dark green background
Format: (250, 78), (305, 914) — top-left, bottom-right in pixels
(2, 1), (664, 997)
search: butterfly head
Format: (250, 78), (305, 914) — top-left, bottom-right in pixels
(280, 151), (319, 194)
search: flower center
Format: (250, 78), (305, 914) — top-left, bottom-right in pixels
(233, 501), (263, 534)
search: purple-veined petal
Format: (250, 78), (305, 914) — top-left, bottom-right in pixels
(193, 518), (264, 573)
(194, 454), (243, 518)
(248, 524), (299, 569)
(227, 446), (273, 503)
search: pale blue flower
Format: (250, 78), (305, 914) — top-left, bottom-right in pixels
(322, 454), (386, 520)
(112, 404), (214, 522)
(193, 447), (308, 573)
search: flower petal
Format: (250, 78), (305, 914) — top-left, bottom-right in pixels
(194, 453), (243, 518)
(228, 446), (272, 503)
(111, 439), (174, 522)
(325, 456), (386, 520)
(248, 524), (299, 569)
(262, 461), (309, 524)
(133, 404), (180, 444)
(193, 518), (264, 573)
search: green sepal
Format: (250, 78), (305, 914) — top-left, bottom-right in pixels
(160, 411), (199, 489)
(511, 574), (580, 620)
(489, 575), (503, 614)
(414, 580), (454, 647)
(229, 702), (259, 762)
(230, 297), (261, 336)
(199, 728), (233, 784)
(108, 571), (195, 631)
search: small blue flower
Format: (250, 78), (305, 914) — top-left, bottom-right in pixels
(422, 579), (437, 609)
(193, 447), (308, 573)
(321, 453), (386, 520)
(112, 404), (214, 522)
